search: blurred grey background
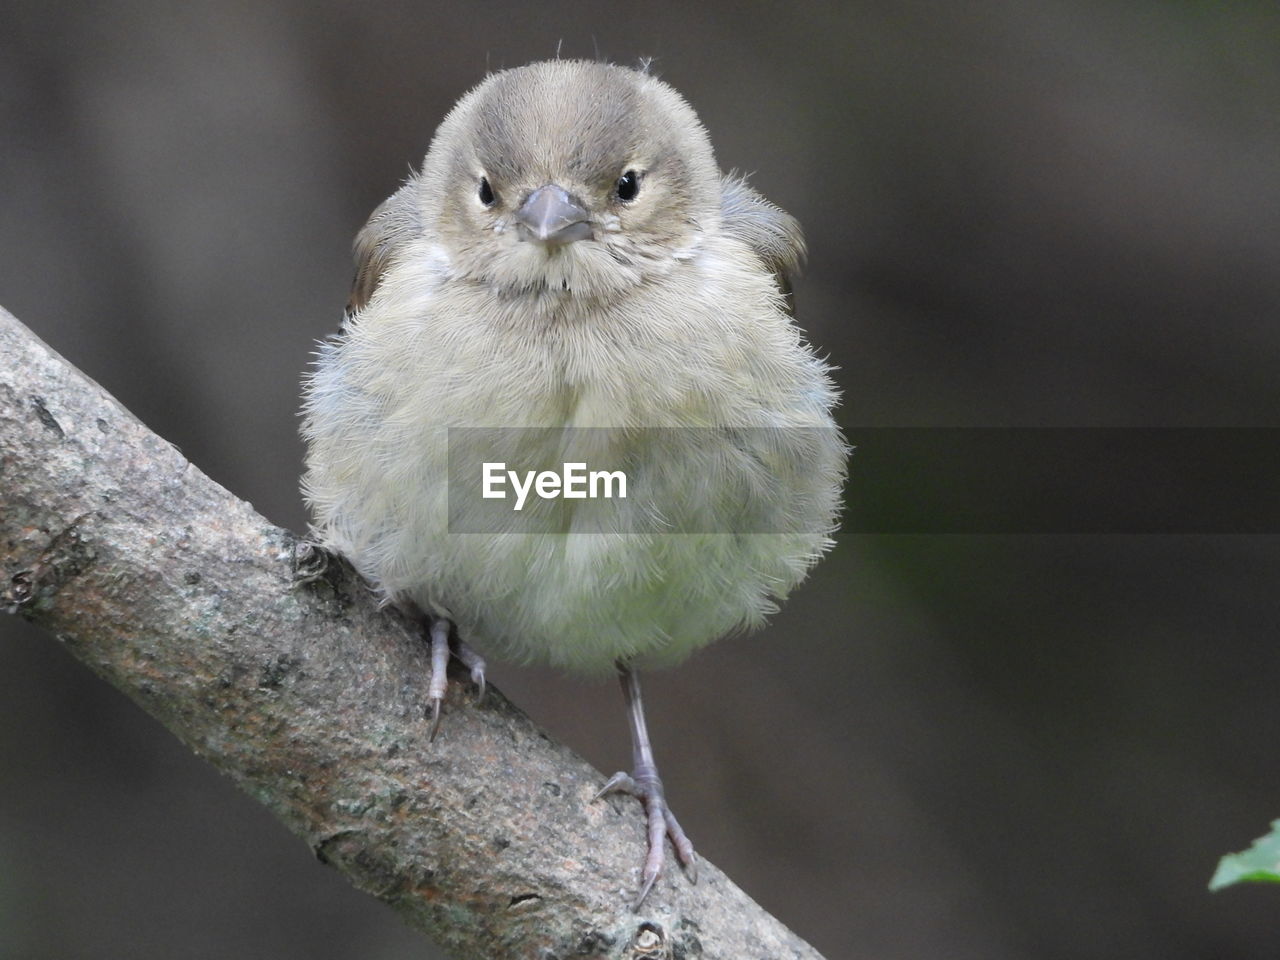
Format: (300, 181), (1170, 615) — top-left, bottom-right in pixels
(2, 1), (1279, 958)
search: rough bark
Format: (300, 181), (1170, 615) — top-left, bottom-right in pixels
(0, 305), (826, 960)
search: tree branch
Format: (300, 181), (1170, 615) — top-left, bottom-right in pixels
(0, 305), (826, 960)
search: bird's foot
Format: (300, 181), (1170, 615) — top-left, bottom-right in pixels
(595, 763), (698, 908)
(453, 637), (487, 703)
(424, 618), (486, 740)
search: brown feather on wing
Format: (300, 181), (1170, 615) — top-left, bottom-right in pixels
(343, 181), (423, 326)
(718, 173), (806, 314)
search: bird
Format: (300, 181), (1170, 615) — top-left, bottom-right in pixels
(300, 59), (846, 907)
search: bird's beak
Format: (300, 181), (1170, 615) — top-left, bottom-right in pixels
(515, 184), (593, 246)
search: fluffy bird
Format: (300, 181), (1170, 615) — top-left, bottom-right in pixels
(301, 59), (845, 906)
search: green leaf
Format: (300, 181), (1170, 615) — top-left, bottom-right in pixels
(1210, 820), (1280, 891)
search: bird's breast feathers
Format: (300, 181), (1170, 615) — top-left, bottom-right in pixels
(302, 230), (842, 672)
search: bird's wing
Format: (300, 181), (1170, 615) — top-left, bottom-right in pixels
(344, 180), (422, 325)
(718, 173), (807, 313)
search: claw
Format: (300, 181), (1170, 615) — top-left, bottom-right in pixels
(454, 638), (487, 704)
(635, 870), (659, 911)
(594, 770), (637, 802)
(429, 697), (442, 742)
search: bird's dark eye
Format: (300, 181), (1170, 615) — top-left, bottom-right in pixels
(478, 177), (496, 207)
(615, 170), (641, 203)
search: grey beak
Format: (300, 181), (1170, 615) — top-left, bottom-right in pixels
(515, 184), (593, 245)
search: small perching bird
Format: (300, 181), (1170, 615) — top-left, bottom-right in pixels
(301, 59), (845, 907)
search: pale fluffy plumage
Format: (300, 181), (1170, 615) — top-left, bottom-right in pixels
(301, 60), (845, 676)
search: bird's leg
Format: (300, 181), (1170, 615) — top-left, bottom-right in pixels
(400, 606), (485, 741)
(453, 636), (487, 703)
(595, 660), (697, 908)
(427, 616), (450, 741)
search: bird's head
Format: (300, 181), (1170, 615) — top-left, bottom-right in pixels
(416, 60), (722, 302)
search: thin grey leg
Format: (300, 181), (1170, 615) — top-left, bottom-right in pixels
(396, 599), (486, 739)
(427, 617), (450, 741)
(596, 660), (698, 908)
